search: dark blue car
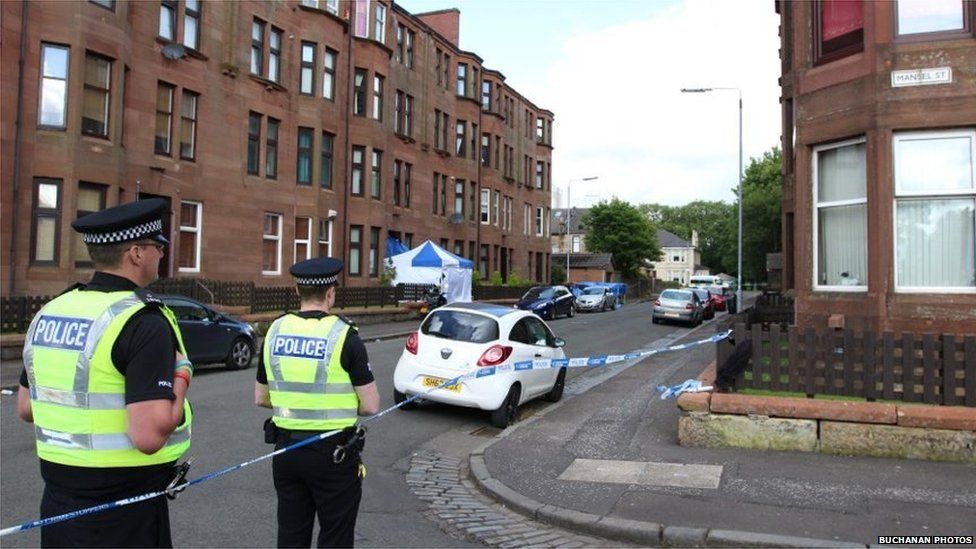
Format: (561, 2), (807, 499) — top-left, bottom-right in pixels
(514, 285), (576, 320)
(161, 295), (256, 370)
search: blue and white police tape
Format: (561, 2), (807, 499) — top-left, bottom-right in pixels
(0, 329), (730, 537)
(656, 379), (713, 399)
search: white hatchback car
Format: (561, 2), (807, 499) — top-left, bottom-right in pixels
(393, 302), (567, 428)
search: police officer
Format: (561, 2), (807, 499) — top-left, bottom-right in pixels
(254, 257), (380, 548)
(17, 198), (193, 548)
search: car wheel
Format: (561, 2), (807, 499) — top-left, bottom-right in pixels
(490, 384), (521, 429)
(394, 388), (417, 410)
(544, 368), (566, 403)
(568, 304), (575, 318)
(652, 317), (659, 324)
(225, 337), (253, 370)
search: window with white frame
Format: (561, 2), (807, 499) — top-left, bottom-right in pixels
(294, 216), (312, 262)
(269, 27), (282, 82)
(372, 74), (383, 120)
(896, 0), (968, 36)
(323, 48), (337, 101)
(39, 44), (69, 129)
(572, 235), (581, 253)
(894, 129), (976, 291)
(262, 212), (282, 274)
(250, 19), (264, 75)
(813, 137), (867, 289)
(300, 42), (315, 95)
(178, 201), (202, 272)
(480, 189), (490, 224)
(535, 207), (544, 236)
(318, 218), (333, 257)
(374, 3), (386, 43)
(493, 190), (500, 226)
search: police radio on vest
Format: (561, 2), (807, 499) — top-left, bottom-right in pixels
(32, 316), (93, 351)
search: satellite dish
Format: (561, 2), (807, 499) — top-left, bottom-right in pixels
(161, 43), (186, 60)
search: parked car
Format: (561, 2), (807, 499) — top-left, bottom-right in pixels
(687, 288), (716, 320)
(706, 285), (727, 311)
(711, 285), (738, 313)
(575, 285), (617, 312)
(160, 295), (256, 370)
(652, 289), (704, 327)
(393, 303), (567, 428)
(514, 285), (576, 320)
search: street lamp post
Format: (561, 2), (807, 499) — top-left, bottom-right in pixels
(565, 176), (599, 283)
(680, 87), (743, 310)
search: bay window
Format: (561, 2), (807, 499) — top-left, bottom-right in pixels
(894, 129), (976, 291)
(813, 138), (867, 290)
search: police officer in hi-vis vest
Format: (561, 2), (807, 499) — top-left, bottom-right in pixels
(17, 198), (193, 547)
(255, 257), (380, 548)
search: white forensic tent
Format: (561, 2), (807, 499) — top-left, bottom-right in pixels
(389, 240), (473, 303)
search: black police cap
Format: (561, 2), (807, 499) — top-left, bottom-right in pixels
(290, 257), (343, 286)
(71, 198), (170, 245)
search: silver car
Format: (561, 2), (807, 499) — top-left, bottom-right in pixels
(652, 289), (703, 327)
(575, 286), (617, 312)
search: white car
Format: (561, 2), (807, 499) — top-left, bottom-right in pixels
(393, 302), (567, 428)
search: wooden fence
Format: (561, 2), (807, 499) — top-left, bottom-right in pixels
(1, 295), (52, 333)
(1, 281), (533, 332)
(718, 323), (976, 407)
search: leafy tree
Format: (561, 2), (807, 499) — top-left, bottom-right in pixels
(639, 201), (735, 274)
(582, 199), (660, 279)
(739, 147), (782, 283)
(638, 146), (782, 283)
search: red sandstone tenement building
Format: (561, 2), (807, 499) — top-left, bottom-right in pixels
(777, 0), (976, 334)
(0, 0), (554, 296)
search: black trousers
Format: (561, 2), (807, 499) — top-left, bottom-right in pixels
(39, 483), (172, 548)
(272, 438), (362, 548)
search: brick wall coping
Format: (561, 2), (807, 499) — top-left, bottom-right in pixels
(677, 362), (976, 431)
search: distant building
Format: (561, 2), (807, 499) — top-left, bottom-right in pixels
(777, 0), (975, 333)
(552, 252), (614, 283)
(550, 208), (588, 254)
(1, 1), (554, 296)
(652, 229), (706, 285)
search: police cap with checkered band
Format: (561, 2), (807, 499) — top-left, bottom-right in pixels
(71, 198), (170, 245)
(290, 257), (343, 287)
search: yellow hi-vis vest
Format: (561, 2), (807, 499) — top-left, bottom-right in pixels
(23, 289), (192, 467)
(263, 314), (359, 431)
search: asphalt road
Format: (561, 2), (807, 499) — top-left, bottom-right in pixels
(0, 301), (724, 547)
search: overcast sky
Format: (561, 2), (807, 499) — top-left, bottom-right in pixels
(396, 0), (782, 209)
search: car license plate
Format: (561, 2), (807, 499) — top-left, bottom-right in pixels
(665, 313), (680, 318)
(423, 376), (460, 392)
(420, 306), (428, 313)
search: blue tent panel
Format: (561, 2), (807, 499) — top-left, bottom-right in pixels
(448, 252), (474, 269)
(411, 242), (444, 267)
(385, 235), (409, 258)
(410, 241), (474, 269)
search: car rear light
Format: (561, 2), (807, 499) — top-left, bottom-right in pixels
(685, 303), (694, 310)
(654, 300), (661, 306)
(477, 344), (513, 367)
(405, 331), (418, 355)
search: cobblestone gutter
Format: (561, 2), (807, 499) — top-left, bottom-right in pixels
(407, 451), (618, 548)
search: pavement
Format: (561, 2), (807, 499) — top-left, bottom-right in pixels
(469, 326), (976, 548)
(5, 307), (976, 547)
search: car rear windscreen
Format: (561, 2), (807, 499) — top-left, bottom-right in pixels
(661, 290), (692, 301)
(421, 311), (500, 343)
